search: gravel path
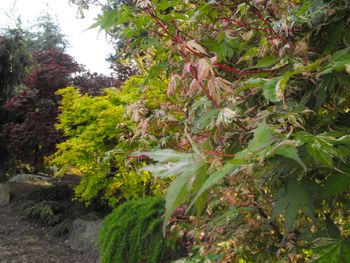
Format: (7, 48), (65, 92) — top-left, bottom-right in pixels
(0, 184), (96, 263)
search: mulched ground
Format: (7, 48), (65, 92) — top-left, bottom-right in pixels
(0, 182), (96, 263)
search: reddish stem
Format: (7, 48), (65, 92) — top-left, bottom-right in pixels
(197, 80), (222, 109)
(129, 154), (149, 160)
(149, 11), (277, 76)
(147, 9), (251, 131)
(232, 19), (267, 31)
(248, 4), (294, 49)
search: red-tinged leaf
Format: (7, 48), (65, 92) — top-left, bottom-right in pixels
(196, 58), (212, 82)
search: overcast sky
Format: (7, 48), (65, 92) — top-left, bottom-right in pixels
(0, 0), (113, 74)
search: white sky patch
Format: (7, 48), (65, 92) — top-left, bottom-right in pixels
(0, 0), (114, 74)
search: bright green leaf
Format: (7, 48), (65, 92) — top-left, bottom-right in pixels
(275, 143), (306, 170)
(262, 78), (281, 102)
(255, 56), (278, 68)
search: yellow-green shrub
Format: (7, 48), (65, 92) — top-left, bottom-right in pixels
(50, 76), (169, 206)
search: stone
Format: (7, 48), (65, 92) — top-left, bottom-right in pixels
(9, 174), (53, 186)
(0, 183), (10, 206)
(68, 219), (101, 261)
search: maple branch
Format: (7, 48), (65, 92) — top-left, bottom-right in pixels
(197, 79), (222, 109)
(247, 3), (294, 49)
(148, 11), (276, 76)
(232, 19), (267, 31)
(147, 9), (251, 131)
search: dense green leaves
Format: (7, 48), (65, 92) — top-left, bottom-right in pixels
(272, 178), (317, 235)
(321, 173), (350, 199)
(68, 0), (350, 261)
(312, 238), (350, 263)
(245, 122), (274, 153)
(294, 131), (350, 168)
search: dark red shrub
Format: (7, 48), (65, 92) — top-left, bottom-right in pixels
(72, 71), (122, 96)
(2, 49), (80, 171)
(24, 50), (81, 98)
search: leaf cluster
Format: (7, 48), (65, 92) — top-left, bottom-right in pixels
(71, 0), (350, 261)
